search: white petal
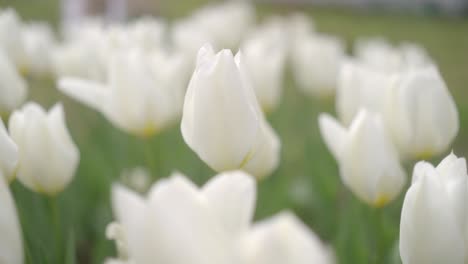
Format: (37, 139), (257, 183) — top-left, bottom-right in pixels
(400, 167), (465, 264)
(0, 174), (23, 264)
(0, 118), (18, 181)
(318, 113), (346, 161)
(242, 211), (334, 264)
(202, 171), (256, 236)
(57, 77), (109, 112)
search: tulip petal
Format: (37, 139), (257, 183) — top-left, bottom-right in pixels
(57, 77), (109, 112)
(242, 211), (334, 264)
(318, 113), (346, 161)
(0, 118), (18, 181)
(0, 175), (23, 264)
(202, 171), (256, 236)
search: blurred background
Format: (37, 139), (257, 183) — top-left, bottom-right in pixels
(0, 0), (467, 263)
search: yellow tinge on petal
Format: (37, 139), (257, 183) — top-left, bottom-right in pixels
(374, 194), (390, 208)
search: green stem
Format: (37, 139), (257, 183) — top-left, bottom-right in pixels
(371, 207), (385, 264)
(141, 137), (156, 178)
(47, 196), (62, 263)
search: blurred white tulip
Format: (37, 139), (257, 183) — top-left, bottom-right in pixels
(9, 102), (79, 195)
(241, 22), (287, 112)
(0, 50), (28, 116)
(0, 173), (23, 264)
(22, 22), (56, 76)
(0, 8), (26, 70)
(385, 65), (459, 159)
(336, 59), (397, 125)
(53, 35), (107, 81)
(172, 18), (213, 62)
(241, 211), (334, 264)
(319, 109), (406, 207)
(53, 18), (110, 81)
(181, 45), (280, 179)
(0, 118), (18, 182)
(110, 171), (256, 264)
(291, 34), (345, 98)
(191, 1), (255, 49)
(354, 37), (431, 73)
(400, 153), (467, 264)
(59, 48), (180, 137)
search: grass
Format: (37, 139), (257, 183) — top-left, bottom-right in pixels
(1, 0), (468, 263)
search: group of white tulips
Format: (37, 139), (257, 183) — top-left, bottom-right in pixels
(0, 1), (464, 263)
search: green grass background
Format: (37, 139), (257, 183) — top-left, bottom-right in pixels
(0, 0), (467, 263)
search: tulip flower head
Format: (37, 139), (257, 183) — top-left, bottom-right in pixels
(0, 50), (27, 117)
(107, 171), (334, 264)
(336, 60), (397, 125)
(291, 33), (345, 98)
(400, 153), (467, 264)
(59, 48), (180, 137)
(181, 44), (280, 179)
(385, 65), (459, 159)
(319, 109), (406, 207)
(9, 102), (79, 195)
(241, 23), (287, 112)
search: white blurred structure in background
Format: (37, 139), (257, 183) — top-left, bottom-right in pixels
(61, 0), (128, 32)
(258, 0), (467, 15)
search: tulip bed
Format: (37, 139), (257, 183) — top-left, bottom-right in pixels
(2, 1), (468, 264)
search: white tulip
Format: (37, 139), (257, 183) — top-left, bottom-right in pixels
(0, 118), (18, 182)
(0, 50), (27, 116)
(0, 174), (23, 264)
(0, 8), (26, 70)
(58, 48), (178, 137)
(241, 23), (287, 112)
(53, 21), (107, 81)
(400, 153), (467, 264)
(318, 109), (406, 207)
(8, 102), (79, 195)
(336, 60), (397, 125)
(52, 38), (107, 81)
(22, 22), (56, 76)
(172, 19), (213, 63)
(291, 33), (345, 98)
(354, 37), (431, 73)
(192, 1), (255, 49)
(181, 45), (280, 179)
(110, 171), (256, 264)
(385, 65), (458, 159)
(241, 211), (334, 264)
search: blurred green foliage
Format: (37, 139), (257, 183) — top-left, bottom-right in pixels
(1, 0), (468, 263)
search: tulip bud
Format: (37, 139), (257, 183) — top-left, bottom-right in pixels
(241, 23), (287, 112)
(336, 60), (397, 125)
(400, 153), (467, 264)
(0, 50), (27, 116)
(318, 109), (406, 207)
(22, 22), (55, 76)
(354, 38), (431, 73)
(58, 48), (178, 137)
(0, 174), (23, 264)
(291, 33), (345, 98)
(0, 118), (18, 182)
(181, 45), (280, 179)
(385, 65), (459, 159)
(241, 211), (334, 264)
(8, 102), (79, 195)
(0, 8), (26, 69)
